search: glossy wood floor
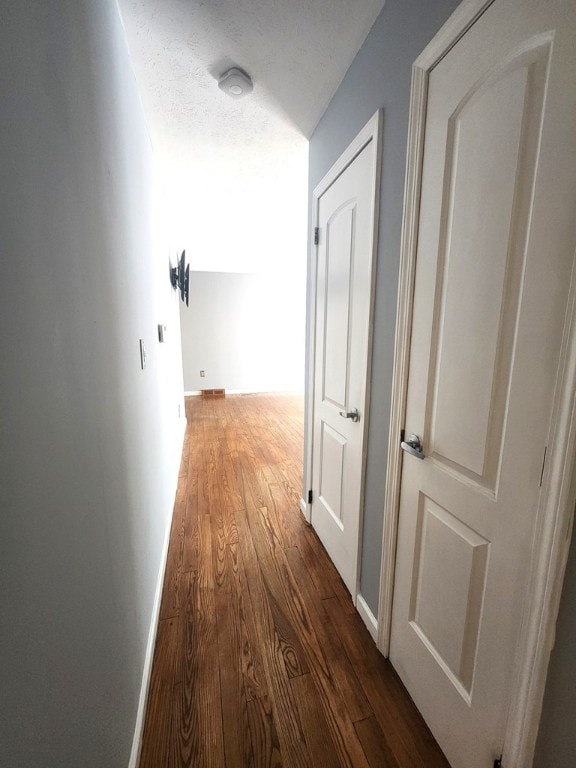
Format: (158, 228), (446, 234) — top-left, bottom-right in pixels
(139, 393), (450, 768)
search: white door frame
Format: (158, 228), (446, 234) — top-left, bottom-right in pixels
(303, 110), (382, 606)
(377, 1), (576, 766)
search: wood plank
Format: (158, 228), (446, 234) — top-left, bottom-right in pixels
(323, 597), (450, 768)
(216, 585), (255, 767)
(211, 493), (240, 593)
(235, 504), (311, 767)
(214, 476), (287, 766)
(296, 520), (354, 610)
(159, 477), (188, 620)
(241, 500), (369, 767)
(179, 427), (191, 477)
(182, 470), (199, 573)
(239, 474), (289, 565)
(139, 616), (182, 768)
(290, 673), (345, 768)
(265, 479), (303, 550)
(246, 694), (283, 768)
(354, 716), (401, 768)
(237, 504), (310, 681)
(172, 520), (226, 767)
(221, 451), (245, 513)
(285, 546), (373, 724)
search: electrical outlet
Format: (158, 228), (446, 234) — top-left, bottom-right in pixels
(200, 370), (205, 377)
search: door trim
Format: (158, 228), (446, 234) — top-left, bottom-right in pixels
(377, 1), (576, 766)
(303, 110), (382, 604)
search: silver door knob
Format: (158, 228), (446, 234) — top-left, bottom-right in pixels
(401, 433), (425, 460)
(339, 407), (360, 423)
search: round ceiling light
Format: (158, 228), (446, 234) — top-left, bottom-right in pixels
(218, 67), (253, 98)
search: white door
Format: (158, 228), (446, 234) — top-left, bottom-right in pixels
(389, 1), (576, 766)
(310, 116), (380, 597)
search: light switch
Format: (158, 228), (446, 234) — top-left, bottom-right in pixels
(158, 324), (167, 343)
(139, 339), (147, 370)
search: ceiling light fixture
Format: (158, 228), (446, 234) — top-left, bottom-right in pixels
(218, 67), (253, 98)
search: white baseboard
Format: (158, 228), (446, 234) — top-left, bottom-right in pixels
(183, 388), (304, 397)
(127, 520), (170, 768)
(184, 389), (257, 396)
(299, 496), (312, 524)
(356, 593), (378, 643)
(128, 419), (186, 768)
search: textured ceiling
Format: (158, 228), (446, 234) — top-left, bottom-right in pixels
(116, 0), (385, 272)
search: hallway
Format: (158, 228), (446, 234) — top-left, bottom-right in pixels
(139, 393), (448, 767)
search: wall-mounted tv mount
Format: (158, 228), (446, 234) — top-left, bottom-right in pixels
(170, 250), (190, 306)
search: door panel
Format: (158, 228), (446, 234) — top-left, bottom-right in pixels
(426, 41), (550, 492)
(390, 2), (576, 766)
(319, 423), (346, 527)
(410, 494), (489, 699)
(323, 204), (355, 408)
(311, 135), (377, 597)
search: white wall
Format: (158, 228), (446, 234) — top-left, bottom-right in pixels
(0, 1), (184, 766)
(174, 129), (308, 397)
(180, 271), (305, 392)
(169, 143), (309, 276)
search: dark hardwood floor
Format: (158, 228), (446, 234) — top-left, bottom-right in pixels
(138, 392), (449, 768)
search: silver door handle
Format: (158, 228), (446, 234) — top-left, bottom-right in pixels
(401, 433), (425, 460)
(339, 408), (360, 423)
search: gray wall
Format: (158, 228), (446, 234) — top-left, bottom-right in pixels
(0, 1), (184, 766)
(534, 526), (576, 766)
(308, 0), (576, 761)
(307, 0), (460, 615)
(180, 271), (305, 393)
